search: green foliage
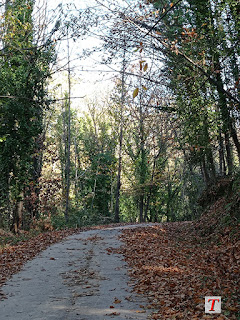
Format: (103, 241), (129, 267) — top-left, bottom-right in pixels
(1, 0), (239, 231)
(48, 104), (117, 226)
(0, 0), (55, 231)
(120, 194), (138, 222)
(51, 207), (114, 229)
(148, 0), (240, 184)
(77, 110), (117, 217)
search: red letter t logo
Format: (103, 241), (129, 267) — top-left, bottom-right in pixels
(208, 298), (220, 311)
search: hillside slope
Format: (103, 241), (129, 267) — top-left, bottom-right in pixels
(119, 174), (240, 319)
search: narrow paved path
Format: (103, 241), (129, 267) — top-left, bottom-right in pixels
(1, 225), (151, 320)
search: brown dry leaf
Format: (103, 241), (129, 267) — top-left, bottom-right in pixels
(106, 312), (120, 316)
(119, 220), (240, 320)
(136, 310), (146, 313)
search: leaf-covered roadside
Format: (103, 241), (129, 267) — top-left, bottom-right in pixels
(0, 229), (77, 293)
(119, 223), (240, 319)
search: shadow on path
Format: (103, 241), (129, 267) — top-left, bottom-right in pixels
(1, 225), (153, 320)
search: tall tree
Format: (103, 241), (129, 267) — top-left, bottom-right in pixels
(0, 0), (54, 232)
(64, 30), (72, 223)
(114, 36), (127, 223)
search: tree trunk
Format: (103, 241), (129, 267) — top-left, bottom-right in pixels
(114, 167), (121, 223)
(139, 57), (146, 223)
(114, 37), (126, 223)
(139, 194), (144, 223)
(230, 125), (240, 162)
(65, 31), (71, 223)
(225, 132), (233, 175)
(139, 122), (145, 222)
(73, 136), (80, 204)
(25, 133), (44, 222)
(216, 69), (240, 166)
(144, 154), (157, 221)
(11, 191), (24, 234)
(203, 114), (216, 181)
(201, 157), (210, 186)
(90, 161), (99, 215)
(218, 129), (226, 176)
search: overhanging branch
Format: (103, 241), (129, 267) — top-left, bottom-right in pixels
(126, 17), (240, 107)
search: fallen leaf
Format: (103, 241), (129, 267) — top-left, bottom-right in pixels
(114, 298), (121, 304)
(106, 312), (120, 316)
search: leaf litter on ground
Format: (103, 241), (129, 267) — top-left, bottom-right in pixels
(118, 221), (239, 320)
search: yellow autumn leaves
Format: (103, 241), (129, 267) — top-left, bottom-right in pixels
(133, 60), (148, 99)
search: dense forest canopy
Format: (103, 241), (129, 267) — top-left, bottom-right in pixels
(0, 0), (239, 232)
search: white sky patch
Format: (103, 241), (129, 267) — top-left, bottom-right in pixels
(34, 0), (119, 113)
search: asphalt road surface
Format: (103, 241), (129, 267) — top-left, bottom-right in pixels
(1, 225), (152, 320)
